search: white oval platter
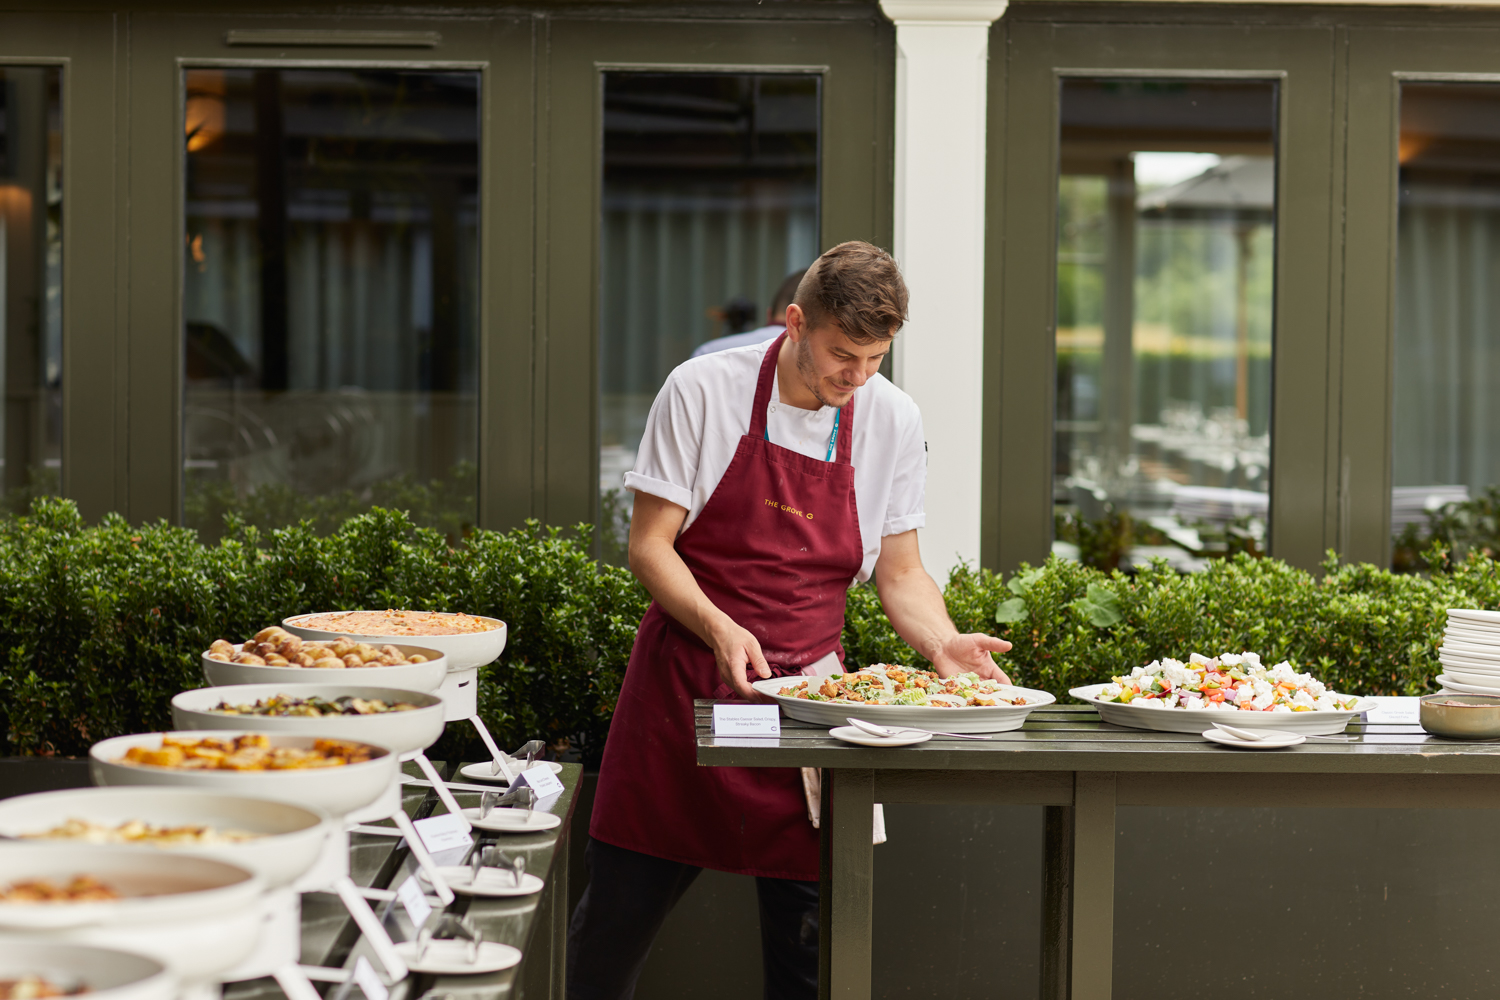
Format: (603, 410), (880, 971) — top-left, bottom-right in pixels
(751, 676), (1055, 734)
(1069, 683), (1372, 736)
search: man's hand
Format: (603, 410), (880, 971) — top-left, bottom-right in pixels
(874, 530), (1016, 684)
(707, 618), (773, 701)
(929, 633), (1013, 683)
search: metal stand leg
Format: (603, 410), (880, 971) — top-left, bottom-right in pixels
(1070, 772), (1116, 1000)
(332, 876), (410, 981)
(818, 768), (874, 1000)
(272, 963), (323, 1000)
(468, 714), (515, 781)
(390, 810), (457, 906)
(412, 751), (470, 819)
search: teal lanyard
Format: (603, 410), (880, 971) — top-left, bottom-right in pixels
(764, 407), (841, 462)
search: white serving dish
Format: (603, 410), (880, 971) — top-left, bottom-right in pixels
(1437, 673), (1500, 695)
(283, 612), (506, 671)
(0, 939), (177, 1000)
(0, 844), (262, 931)
(1442, 623), (1500, 640)
(203, 642), (447, 693)
(751, 676), (1056, 733)
(0, 787), (328, 889)
(1439, 656), (1500, 675)
(1069, 683), (1373, 736)
(90, 731), (398, 819)
(171, 684), (445, 758)
(1440, 669), (1500, 691)
(1449, 609), (1500, 625)
(1438, 640), (1500, 659)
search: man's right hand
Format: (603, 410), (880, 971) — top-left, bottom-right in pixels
(708, 618), (773, 701)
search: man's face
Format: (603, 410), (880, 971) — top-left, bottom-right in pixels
(785, 305), (892, 408)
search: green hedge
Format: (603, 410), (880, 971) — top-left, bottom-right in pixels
(0, 498), (1490, 762)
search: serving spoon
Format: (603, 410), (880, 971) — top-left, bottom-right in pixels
(846, 717), (993, 741)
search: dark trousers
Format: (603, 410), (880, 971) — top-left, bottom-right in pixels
(566, 837), (819, 1000)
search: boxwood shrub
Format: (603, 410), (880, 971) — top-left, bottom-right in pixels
(0, 498), (1488, 762)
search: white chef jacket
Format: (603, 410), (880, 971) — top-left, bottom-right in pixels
(624, 339), (926, 583)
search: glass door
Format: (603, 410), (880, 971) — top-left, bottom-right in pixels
(990, 20), (1338, 573)
(124, 14), (533, 529)
(1344, 28), (1500, 567)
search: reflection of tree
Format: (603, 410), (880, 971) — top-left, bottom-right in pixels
(184, 460), (476, 545)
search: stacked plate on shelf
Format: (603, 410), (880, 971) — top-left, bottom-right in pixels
(1436, 609), (1500, 694)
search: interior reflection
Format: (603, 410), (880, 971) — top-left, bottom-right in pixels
(182, 68), (479, 539)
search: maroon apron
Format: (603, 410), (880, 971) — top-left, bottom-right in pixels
(590, 333), (863, 881)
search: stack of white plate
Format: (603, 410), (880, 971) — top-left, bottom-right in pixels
(1436, 609), (1500, 694)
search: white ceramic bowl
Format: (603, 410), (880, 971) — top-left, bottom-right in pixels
(751, 677), (1056, 733)
(170, 684), (445, 758)
(283, 611), (507, 671)
(0, 939), (176, 1000)
(90, 731), (397, 819)
(203, 641), (448, 693)
(0, 843), (262, 931)
(0, 788), (328, 889)
(1069, 683), (1373, 736)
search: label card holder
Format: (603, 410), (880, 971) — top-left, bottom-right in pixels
(713, 704), (781, 737)
(395, 873), (432, 930)
(412, 812), (473, 855)
(352, 956), (389, 1000)
(513, 766), (565, 799)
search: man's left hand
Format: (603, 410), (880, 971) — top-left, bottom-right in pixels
(929, 633), (1014, 683)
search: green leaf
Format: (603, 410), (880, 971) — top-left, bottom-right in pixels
(1007, 568), (1043, 596)
(994, 597), (1029, 624)
(1075, 582), (1123, 628)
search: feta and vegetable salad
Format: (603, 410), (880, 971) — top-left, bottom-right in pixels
(1094, 652), (1360, 713)
(777, 664), (1029, 708)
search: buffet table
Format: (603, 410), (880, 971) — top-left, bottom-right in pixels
(228, 760), (580, 1000)
(695, 701), (1500, 1000)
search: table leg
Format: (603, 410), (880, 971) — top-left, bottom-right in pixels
(1070, 771), (1116, 1000)
(1040, 804), (1075, 1000)
(818, 768), (874, 1000)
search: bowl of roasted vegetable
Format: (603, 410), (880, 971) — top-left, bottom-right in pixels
(202, 626), (447, 693)
(170, 684), (444, 759)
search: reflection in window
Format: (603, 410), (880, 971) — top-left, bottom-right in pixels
(183, 69), (479, 540)
(0, 69), (62, 513)
(1055, 79), (1277, 570)
(1391, 84), (1500, 568)
(599, 73), (820, 561)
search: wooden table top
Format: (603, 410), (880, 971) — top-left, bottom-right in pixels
(695, 702), (1500, 774)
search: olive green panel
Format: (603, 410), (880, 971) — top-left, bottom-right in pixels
(987, 16), (1337, 574)
(124, 12), (534, 527)
(1341, 27), (1500, 567)
(0, 15), (118, 522)
(541, 15), (894, 533)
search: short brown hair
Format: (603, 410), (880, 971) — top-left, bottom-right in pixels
(794, 241), (908, 343)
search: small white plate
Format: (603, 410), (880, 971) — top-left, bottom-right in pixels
(1437, 674), (1500, 695)
(419, 866), (545, 897)
(828, 725), (932, 747)
(1202, 729), (1306, 749)
(1449, 609), (1500, 625)
(393, 939), (522, 975)
(461, 807), (562, 833)
(458, 761), (564, 784)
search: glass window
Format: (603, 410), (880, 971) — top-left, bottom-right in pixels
(183, 68), (480, 540)
(1391, 83), (1500, 568)
(1054, 79), (1277, 570)
(0, 68), (62, 513)
(599, 72), (820, 561)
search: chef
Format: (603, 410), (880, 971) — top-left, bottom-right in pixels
(567, 241), (1013, 1000)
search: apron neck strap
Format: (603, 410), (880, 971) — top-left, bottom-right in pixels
(750, 331), (858, 467)
(748, 332), (786, 438)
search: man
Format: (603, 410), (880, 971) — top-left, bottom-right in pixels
(691, 268), (807, 358)
(568, 242), (1012, 1000)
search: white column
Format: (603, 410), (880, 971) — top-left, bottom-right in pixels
(881, 0), (1007, 583)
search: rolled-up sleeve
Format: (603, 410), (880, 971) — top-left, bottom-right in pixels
(623, 369), (701, 511)
(882, 403), (927, 536)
